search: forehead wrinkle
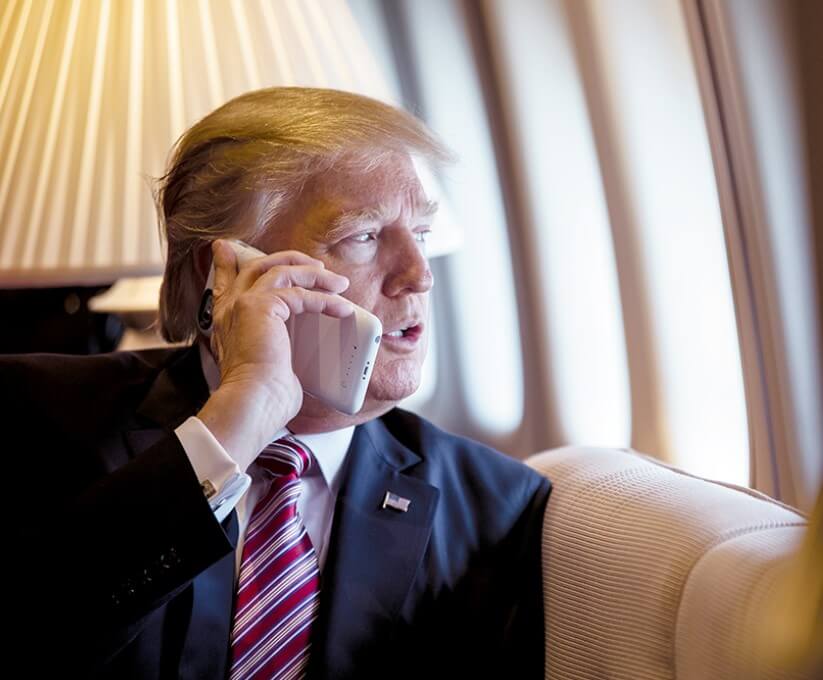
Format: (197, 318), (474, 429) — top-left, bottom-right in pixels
(402, 180), (439, 220)
(323, 197), (437, 239)
(416, 199), (439, 219)
(313, 168), (440, 243)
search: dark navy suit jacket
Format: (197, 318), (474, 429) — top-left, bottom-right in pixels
(6, 345), (551, 679)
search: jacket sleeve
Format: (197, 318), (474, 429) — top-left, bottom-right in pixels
(10, 428), (236, 674)
(493, 474), (552, 678)
(426, 470), (552, 680)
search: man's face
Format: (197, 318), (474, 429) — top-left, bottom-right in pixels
(257, 152), (436, 411)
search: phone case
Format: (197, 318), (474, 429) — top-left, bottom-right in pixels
(286, 306), (382, 414)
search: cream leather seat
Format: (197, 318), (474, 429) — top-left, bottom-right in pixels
(526, 446), (812, 680)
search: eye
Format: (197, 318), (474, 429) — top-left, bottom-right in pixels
(349, 232), (377, 244)
(415, 228), (432, 243)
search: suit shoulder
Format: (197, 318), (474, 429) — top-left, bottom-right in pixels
(1, 346), (182, 393)
(0, 346), (188, 430)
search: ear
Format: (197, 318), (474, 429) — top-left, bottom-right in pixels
(193, 241), (213, 286)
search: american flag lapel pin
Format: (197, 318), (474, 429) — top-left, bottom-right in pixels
(382, 490), (411, 512)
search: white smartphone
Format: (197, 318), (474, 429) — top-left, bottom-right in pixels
(197, 239), (383, 415)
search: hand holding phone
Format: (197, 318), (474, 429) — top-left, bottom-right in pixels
(200, 239), (382, 415)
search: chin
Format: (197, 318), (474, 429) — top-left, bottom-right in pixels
(366, 364), (422, 404)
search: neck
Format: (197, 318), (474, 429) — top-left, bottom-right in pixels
(287, 395), (395, 434)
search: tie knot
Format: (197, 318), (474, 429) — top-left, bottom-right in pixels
(257, 435), (313, 478)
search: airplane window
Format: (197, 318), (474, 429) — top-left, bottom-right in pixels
(710, 0), (822, 507)
(408, 0), (524, 436)
(578, 0), (750, 485)
(483, 0), (631, 449)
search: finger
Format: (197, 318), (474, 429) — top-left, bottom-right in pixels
(211, 239), (238, 296)
(234, 249), (326, 290)
(253, 265), (349, 295)
(270, 289), (355, 320)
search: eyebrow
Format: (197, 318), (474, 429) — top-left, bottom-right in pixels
(323, 200), (440, 241)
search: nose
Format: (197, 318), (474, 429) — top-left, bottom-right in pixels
(382, 230), (434, 297)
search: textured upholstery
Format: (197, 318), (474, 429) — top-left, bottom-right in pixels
(526, 446), (811, 680)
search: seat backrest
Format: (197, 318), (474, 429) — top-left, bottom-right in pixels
(526, 446), (810, 680)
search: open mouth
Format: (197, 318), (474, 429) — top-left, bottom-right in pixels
(382, 324), (423, 342)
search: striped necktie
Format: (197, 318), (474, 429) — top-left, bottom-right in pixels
(228, 435), (321, 680)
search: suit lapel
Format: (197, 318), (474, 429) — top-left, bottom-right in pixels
(309, 416), (439, 677)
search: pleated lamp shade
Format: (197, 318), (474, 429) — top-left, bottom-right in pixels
(0, 0), (460, 290)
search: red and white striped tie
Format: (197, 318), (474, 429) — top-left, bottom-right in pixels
(228, 436), (321, 680)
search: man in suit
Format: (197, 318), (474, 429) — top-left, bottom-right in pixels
(7, 87), (551, 679)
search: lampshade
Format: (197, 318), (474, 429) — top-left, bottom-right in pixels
(0, 0), (460, 289)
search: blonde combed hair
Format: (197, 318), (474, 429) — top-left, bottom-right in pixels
(154, 87), (452, 343)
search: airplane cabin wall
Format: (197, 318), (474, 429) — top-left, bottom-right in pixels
(350, 0), (823, 512)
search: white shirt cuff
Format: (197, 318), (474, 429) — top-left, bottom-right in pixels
(175, 415), (251, 523)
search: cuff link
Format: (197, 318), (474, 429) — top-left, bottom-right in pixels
(201, 479), (217, 500)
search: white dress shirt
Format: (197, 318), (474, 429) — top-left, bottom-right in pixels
(174, 341), (353, 579)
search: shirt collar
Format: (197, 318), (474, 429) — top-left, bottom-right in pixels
(197, 340), (354, 493)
